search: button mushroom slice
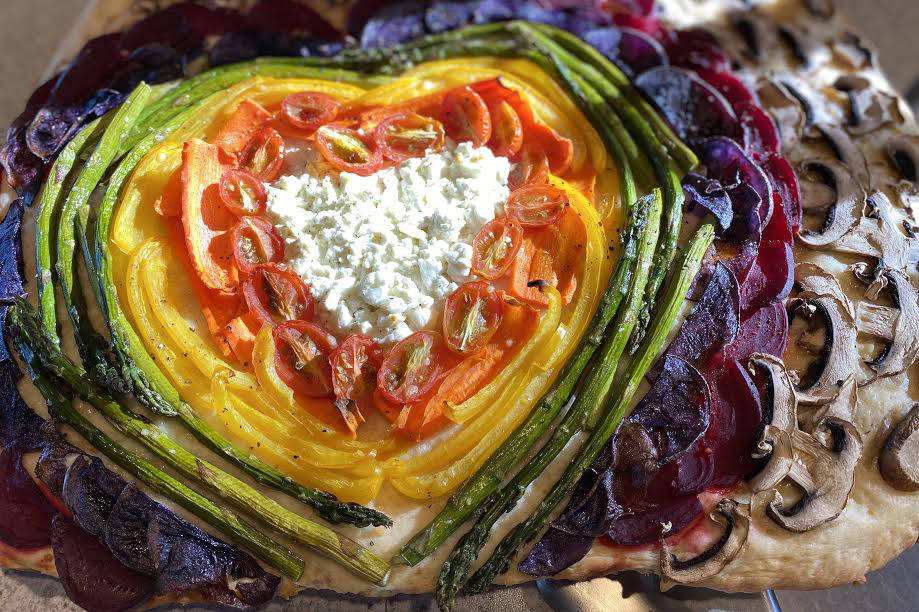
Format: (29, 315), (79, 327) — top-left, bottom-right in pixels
(810, 123), (871, 190)
(834, 75), (905, 135)
(766, 416), (863, 533)
(747, 353), (798, 492)
(789, 263), (862, 404)
(833, 191), (919, 269)
(803, 0), (835, 19)
(796, 157), (865, 247)
(879, 404), (919, 492)
(853, 266), (919, 380)
(777, 23), (830, 72)
(660, 499), (750, 586)
(757, 78), (806, 150)
(886, 134), (919, 184)
(832, 31), (874, 70)
(798, 376), (858, 432)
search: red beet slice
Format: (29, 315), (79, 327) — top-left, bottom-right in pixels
(615, 27), (670, 76)
(703, 358), (763, 483)
(0, 447), (54, 549)
(247, 0), (341, 39)
(51, 514), (154, 612)
(737, 239), (794, 315)
(762, 155), (802, 235)
(667, 29), (731, 72)
(603, 495), (702, 546)
(724, 300), (789, 362)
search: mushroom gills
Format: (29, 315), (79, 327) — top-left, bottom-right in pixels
(747, 353), (798, 493)
(853, 266), (919, 380)
(879, 404), (919, 492)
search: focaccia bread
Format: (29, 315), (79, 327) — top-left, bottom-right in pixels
(1, 1), (918, 610)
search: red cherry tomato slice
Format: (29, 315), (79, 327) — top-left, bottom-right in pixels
(487, 100), (523, 158)
(374, 112), (445, 162)
(471, 216), (524, 280)
(506, 183), (569, 227)
(329, 334), (384, 414)
(377, 331), (447, 404)
(442, 281), (504, 355)
(315, 123), (384, 176)
(219, 169), (267, 217)
(281, 91), (340, 132)
(240, 127), (286, 182)
(508, 145), (550, 190)
(441, 86), (492, 147)
(273, 320), (335, 398)
(231, 216), (285, 275)
(242, 263), (315, 326)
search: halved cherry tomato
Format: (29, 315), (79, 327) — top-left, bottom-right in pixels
(243, 263), (315, 326)
(508, 145), (550, 190)
(232, 216), (284, 275)
(281, 91), (340, 132)
(442, 281), (504, 355)
(240, 127), (286, 182)
(487, 100), (523, 158)
(506, 183), (569, 227)
(315, 123), (383, 176)
(471, 216), (524, 280)
(441, 86), (492, 147)
(374, 112), (445, 162)
(329, 334), (384, 430)
(378, 331), (447, 404)
(273, 320), (335, 398)
(219, 169), (267, 217)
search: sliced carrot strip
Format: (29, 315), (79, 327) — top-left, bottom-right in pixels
(212, 99), (273, 156)
(154, 167), (182, 217)
(225, 314), (259, 366)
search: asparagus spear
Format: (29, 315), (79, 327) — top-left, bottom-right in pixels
(9, 322), (304, 580)
(394, 179), (645, 567)
(10, 300), (391, 585)
(435, 190), (663, 610)
(462, 222), (716, 595)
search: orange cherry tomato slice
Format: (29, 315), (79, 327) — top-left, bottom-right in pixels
(281, 91), (340, 132)
(273, 320), (335, 398)
(219, 169), (267, 217)
(441, 86), (492, 147)
(487, 100), (523, 158)
(315, 123), (383, 176)
(329, 334), (384, 416)
(377, 331), (447, 404)
(442, 281), (504, 355)
(242, 263), (315, 326)
(508, 145), (550, 190)
(374, 112), (445, 162)
(471, 216), (524, 280)
(506, 183), (569, 227)
(231, 216), (285, 275)
(240, 127), (286, 182)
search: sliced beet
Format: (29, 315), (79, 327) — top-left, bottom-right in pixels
(360, 1), (427, 48)
(0, 201), (25, 302)
(34, 422), (79, 497)
(469, 0), (516, 24)
(738, 102), (780, 161)
(104, 484), (157, 575)
(696, 136), (773, 226)
(425, 1), (473, 32)
(0, 447), (55, 548)
(613, 27), (669, 77)
(682, 172), (734, 231)
(612, 13), (671, 43)
(635, 67), (740, 144)
(665, 263), (740, 365)
(514, 4), (572, 29)
(51, 514), (154, 612)
(246, 0), (341, 39)
(518, 526), (594, 576)
(736, 239), (794, 315)
(62, 455), (127, 538)
(603, 495), (702, 546)
(666, 29), (730, 73)
(121, 3), (244, 52)
(724, 300), (789, 362)
(704, 358), (762, 482)
(696, 69), (756, 110)
(761, 155), (801, 236)
(0, 362), (44, 449)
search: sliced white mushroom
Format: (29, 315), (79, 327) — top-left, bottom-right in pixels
(790, 263), (862, 404)
(660, 498), (750, 585)
(853, 266), (919, 380)
(886, 134), (919, 184)
(747, 354), (797, 492)
(757, 78), (806, 150)
(879, 405), (919, 492)
(832, 31), (873, 70)
(834, 75), (905, 135)
(832, 192), (919, 270)
(810, 124), (871, 190)
(766, 416), (863, 532)
(797, 158), (865, 247)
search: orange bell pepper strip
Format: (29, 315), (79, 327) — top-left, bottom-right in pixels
(154, 167), (182, 217)
(471, 78), (573, 174)
(180, 138), (239, 297)
(212, 99), (273, 156)
(509, 206), (588, 307)
(225, 313), (259, 367)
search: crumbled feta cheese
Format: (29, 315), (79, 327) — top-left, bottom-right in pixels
(266, 142), (511, 343)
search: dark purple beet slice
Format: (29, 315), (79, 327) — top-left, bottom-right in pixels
(517, 526), (594, 576)
(704, 358), (762, 482)
(0, 447), (55, 548)
(121, 3), (244, 52)
(62, 455), (127, 538)
(635, 67), (740, 144)
(696, 136), (773, 226)
(514, 4), (572, 29)
(51, 514), (154, 612)
(246, 0), (341, 39)
(682, 172), (734, 231)
(361, 1), (427, 48)
(0, 201), (25, 303)
(665, 263), (740, 365)
(736, 239), (794, 315)
(725, 300), (789, 362)
(666, 29), (730, 73)
(552, 467), (618, 538)
(46, 34), (125, 108)
(469, 0), (516, 24)
(604, 495), (702, 546)
(104, 484), (158, 575)
(347, 0), (392, 37)
(0, 362), (44, 449)
(425, 1), (473, 32)
(613, 27), (669, 77)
